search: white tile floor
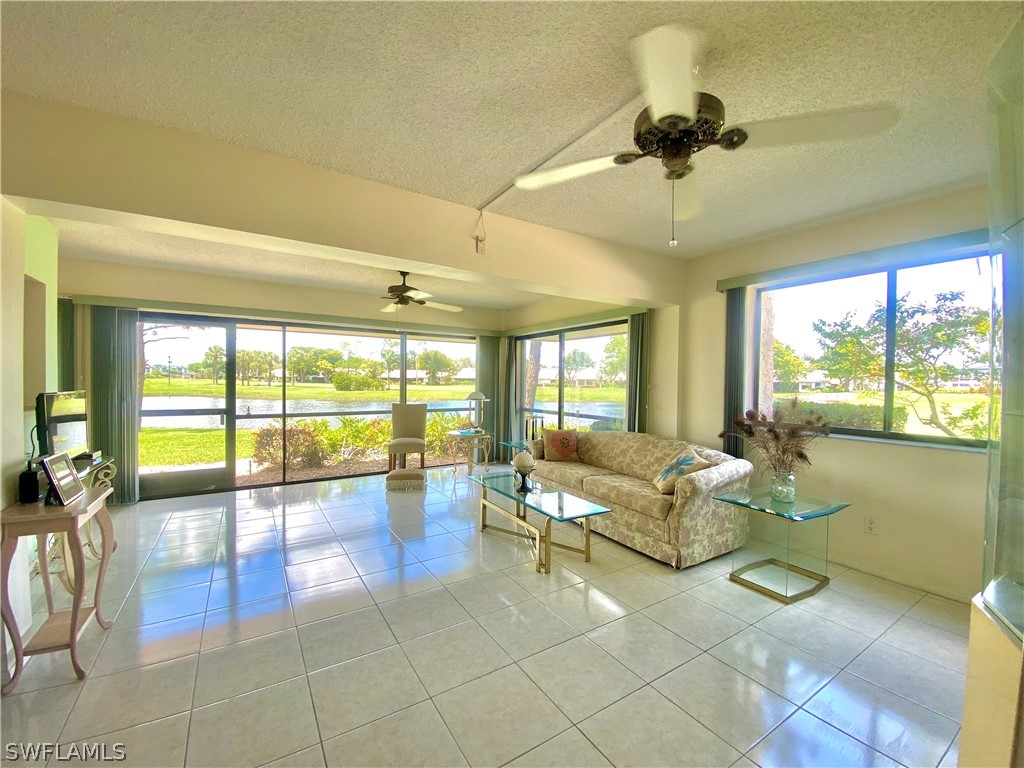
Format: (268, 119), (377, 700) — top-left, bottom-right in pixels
(1, 468), (970, 767)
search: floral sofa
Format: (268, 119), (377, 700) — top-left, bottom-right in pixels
(529, 431), (752, 568)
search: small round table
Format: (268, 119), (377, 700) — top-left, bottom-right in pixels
(447, 430), (493, 474)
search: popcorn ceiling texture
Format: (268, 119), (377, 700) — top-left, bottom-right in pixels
(2, 2), (1019, 259)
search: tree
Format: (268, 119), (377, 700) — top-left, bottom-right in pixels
(380, 340), (400, 390)
(286, 346), (319, 383)
(772, 341), (808, 392)
(813, 292), (989, 437)
(418, 350), (455, 385)
(599, 335), (628, 385)
(563, 349), (594, 386)
(812, 312), (885, 391)
(203, 345), (226, 385)
(236, 349), (258, 386)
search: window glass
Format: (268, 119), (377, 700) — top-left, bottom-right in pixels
(563, 327), (627, 431)
(759, 274), (888, 430)
(894, 258), (992, 440)
(518, 335), (559, 436)
(237, 325), (285, 486)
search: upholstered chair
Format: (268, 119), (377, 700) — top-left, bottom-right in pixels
(388, 403), (427, 471)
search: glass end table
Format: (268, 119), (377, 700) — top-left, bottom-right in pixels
(468, 472), (610, 573)
(714, 488), (850, 604)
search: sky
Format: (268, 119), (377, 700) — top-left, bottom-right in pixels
(769, 257), (991, 360)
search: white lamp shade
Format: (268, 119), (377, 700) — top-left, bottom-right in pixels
(466, 391), (490, 402)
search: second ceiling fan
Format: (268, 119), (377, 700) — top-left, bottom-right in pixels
(380, 271), (462, 313)
(514, 25), (900, 204)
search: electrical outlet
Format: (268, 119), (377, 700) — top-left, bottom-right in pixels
(864, 515), (879, 536)
(474, 236), (486, 255)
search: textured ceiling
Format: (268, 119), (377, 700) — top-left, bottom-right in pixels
(55, 220), (540, 310)
(2, 2), (1019, 259)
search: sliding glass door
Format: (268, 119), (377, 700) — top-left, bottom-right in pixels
(136, 313), (477, 498)
(138, 319), (233, 497)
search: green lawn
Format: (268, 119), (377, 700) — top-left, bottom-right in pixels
(139, 427), (255, 467)
(142, 377), (626, 404)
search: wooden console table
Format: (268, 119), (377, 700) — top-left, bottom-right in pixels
(1, 487), (116, 695)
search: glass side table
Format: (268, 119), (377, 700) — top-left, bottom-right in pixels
(713, 488), (850, 604)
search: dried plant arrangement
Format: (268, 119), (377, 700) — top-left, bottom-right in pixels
(720, 399), (830, 474)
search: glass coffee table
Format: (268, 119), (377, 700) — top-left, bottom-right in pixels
(468, 472), (610, 573)
(714, 488), (849, 604)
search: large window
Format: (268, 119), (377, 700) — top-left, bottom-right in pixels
(138, 313), (476, 495)
(756, 252), (993, 446)
(516, 321), (629, 437)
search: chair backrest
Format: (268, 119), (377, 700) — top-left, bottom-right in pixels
(391, 403), (428, 439)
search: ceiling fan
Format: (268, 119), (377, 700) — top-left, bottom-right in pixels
(380, 271), (462, 313)
(514, 25), (900, 208)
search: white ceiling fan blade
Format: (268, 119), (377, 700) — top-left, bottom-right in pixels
(426, 301), (463, 313)
(736, 102), (900, 149)
(673, 176), (701, 221)
(406, 289), (432, 300)
(380, 303), (400, 313)
(632, 25), (701, 132)
(515, 154), (632, 191)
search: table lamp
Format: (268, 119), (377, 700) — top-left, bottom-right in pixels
(466, 391), (490, 430)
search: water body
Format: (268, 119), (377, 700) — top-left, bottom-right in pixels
(141, 396), (624, 430)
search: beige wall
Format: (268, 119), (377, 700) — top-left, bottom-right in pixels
(1, 201), (41, 663)
(647, 305), (681, 438)
(680, 185), (991, 600)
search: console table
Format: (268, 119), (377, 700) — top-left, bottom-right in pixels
(713, 488), (849, 604)
(1, 487), (116, 695)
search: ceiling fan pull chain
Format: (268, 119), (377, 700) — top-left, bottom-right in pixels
(669, 180), (678, 247)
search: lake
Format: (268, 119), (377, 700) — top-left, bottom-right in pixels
(141, 396), (625, 429)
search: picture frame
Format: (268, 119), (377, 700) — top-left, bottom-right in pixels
(41, 452), (86, 506)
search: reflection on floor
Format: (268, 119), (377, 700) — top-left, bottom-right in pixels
(2, 467), (968, 767)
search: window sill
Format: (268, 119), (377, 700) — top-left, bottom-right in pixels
(828, 431), (988, 454)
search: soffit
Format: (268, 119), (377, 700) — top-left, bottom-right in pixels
(2, 2), (1018, 258)
(54, 220), (541, 310)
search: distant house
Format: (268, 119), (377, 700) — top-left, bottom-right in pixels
(380, 369), (427, 381)
(453, 367), (476, 382)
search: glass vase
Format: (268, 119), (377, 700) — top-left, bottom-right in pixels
(770, 471), (797, 503)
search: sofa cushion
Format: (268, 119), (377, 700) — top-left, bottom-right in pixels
(582, 474), (674, 520)
(543, 428), (580, 462)
(653, 449), (713, 493)
(533, 460), (616, 492)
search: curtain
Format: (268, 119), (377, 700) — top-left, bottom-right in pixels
(722, 288), (746, 458)
(497, 336), (516, 461)
(475, 335), (500, 440)
(57, 298), (75, 392)
(91, 306), (140, 503)
(626, 311), (650, 433)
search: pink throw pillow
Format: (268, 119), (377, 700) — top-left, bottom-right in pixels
(542, 429), (579, 462)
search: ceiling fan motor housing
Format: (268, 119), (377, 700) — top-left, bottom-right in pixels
(635, 92), (727, 177)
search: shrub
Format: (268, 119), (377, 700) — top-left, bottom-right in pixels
(774, 399), (907, 432)
(253, 420), (329, 469)
(425, 411), (468, 455)
(331, 371), (385, 391)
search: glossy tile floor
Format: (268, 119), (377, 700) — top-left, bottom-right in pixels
(2, 468), (969, 767)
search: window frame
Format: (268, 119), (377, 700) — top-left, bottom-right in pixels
(515, 319), (629, 433)
(752, 248), (992, 450)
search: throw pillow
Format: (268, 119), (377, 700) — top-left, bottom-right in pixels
(542, 428), (579, 462)
(529, 438), (545, 460)
(653, 449), (712, 493)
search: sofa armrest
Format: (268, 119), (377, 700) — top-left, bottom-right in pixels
(528, 438), (545, 459)
(669, 458), (754, 566)
(675, 458), (753, 501)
